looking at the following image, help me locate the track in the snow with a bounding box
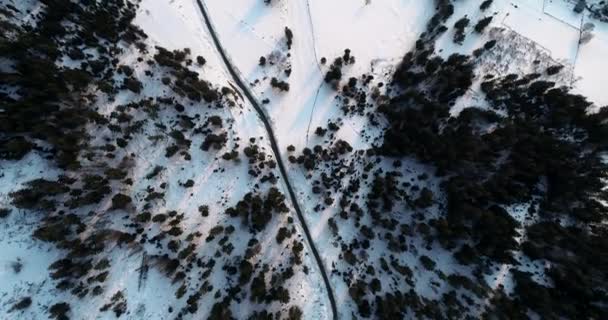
[195,1,338,319]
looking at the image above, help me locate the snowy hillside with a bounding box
[0,0,607,319]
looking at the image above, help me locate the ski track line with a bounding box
[195,1,339,319]
[303,0,324,145]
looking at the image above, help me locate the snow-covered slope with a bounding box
[1,0,607,319]
[1,0,329,318]
[196,0,608,318]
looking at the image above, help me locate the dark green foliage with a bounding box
[546,64,564,75]
[392,53,474,104]
[178,244,196,260]
[287,306,303,320]
[380,42,608,317]
[367,172,403,211]
[165,145,179,158]
[146,165,164,179]
[250,273,266,302]
[315,127,327,136]
[225,187,289,231]
[238,260,253,284]
[65,175,111,209]
[198,205,209,217]
[291,240,304,264]
[49,302,70,320]
[208,299,233,320]
[270,77,290,91]
[9,297,32,312]
[169,130,190,147]
[33,222,70,242]
[99,291,127,317]
[111,193,132,210]
[208,115,223,127]
[474,16,493,33]
[182,179,194,188]
[276,226,291,243]
[480,0,493,11]
[516,222,608,318]
[453,17,470,44]
[221,150,239,161]
[135,212,151,223]
[0,0,146,168]
[201,132,227,151]
[154,47,219,102]
[10,179,69,211]
[196,55,206,66]
[123,77,143,93]
[324,58,343,84]
[484,39,497,50]
[0,137,34,160]
[419,255,436,270]
[414,188,434,208]
[284,26,293,49]
[349,280,371,317]
[104,167,127,180]
[0,208,10,218]
[154,47,189,69]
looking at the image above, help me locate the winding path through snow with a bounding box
[195,1,338,319]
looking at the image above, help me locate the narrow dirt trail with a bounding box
[195,1,338,319]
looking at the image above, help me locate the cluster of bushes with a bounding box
[201,131,228,151]
[284,27,293,50]
[586,2,608,21]
[164,128,193,159]
[241,140,279,182]
[453,16,470,44]
[424,0,455,37]
[49,302,70,320]
[324,49,355,87]
[270,77,290,91]
[9,297,32,312]
[247,266,293,305]
[0,208,10,218]
[99,291,127,317]
[474,16,493,33]
[10,178,70,211]
[367,171,404,212]
[391,52,474,106]
[225,187,289,231]
[154,47,219,102]
[480,0,493,11]
[66,175,112,209]
[0,137,34,160]
[288,137,351,172]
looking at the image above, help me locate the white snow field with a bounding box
[1,0,608,319]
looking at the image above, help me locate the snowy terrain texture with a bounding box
[0,0,607,319]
